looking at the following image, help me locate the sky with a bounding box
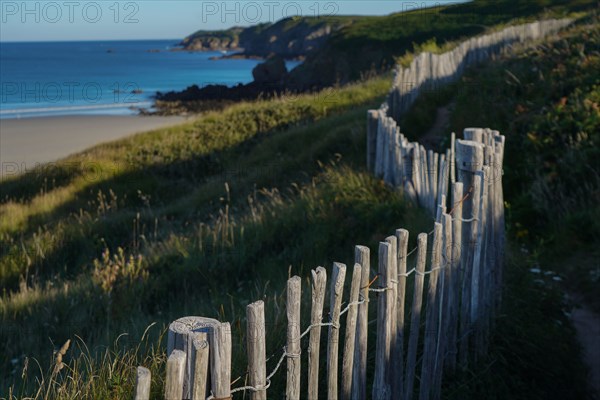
[0,1,468,42]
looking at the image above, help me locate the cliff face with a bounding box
[179,27,245,51]
[180,17,355,58]
[179,1,598,91]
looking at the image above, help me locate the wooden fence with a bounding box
[133,19,571,400]
[378,18,572,125]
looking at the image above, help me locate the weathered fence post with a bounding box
[327,263,347,400]
[373,240,395,400]
[287,276,302,400]
[165,350,186,400]
[455,138,484,366]
[446,182,463,371]
[412,146,421,203]
[422,147,430,210]
[432,151,439,213]
[473,167,489,360]
[167,316,220,399]
[309,267,327,400]
[460,171,482,366]
[493,134,506,310]
[342,264,362,400]
[450,133,456,184]
[247,301,267,400]
[385,235,398,398]
[404,233,428,400]
[419,222,443,400]
[392,229,409,398]
[192,335,209,400]
[211,322,232,400]
[352,246,371,400]
[437,155,448,219]
[481,134,496,356]
[134,366,151,400]
[367,110,380,172]
[433,212,455,399]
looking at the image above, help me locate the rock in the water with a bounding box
[252,56,288,84]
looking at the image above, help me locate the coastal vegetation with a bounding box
[163,0,597,114]
[1,2,599,399]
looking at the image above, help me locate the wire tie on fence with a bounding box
[340,299,366,316]
[299,321,335,340]
[357,292,370,304]
[406,247,418,257]
[284,346,301,359]
[369,285,394,293]
[230,379,272,395]
[266,352,287,382]
[453,216,479,222]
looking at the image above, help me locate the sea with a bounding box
[0,40,301,119]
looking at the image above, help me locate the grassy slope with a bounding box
[182,0,597,88]
[449,14,600,310]
[288,0,598,86]
[3,7,598,400]
[1,76,434,397]
[400,13,599,399]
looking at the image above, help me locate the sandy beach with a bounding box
[1,115,187,175]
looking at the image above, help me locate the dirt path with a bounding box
[570,294,600,399]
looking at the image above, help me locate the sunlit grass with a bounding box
[0,73,435,397]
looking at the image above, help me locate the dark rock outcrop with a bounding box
[154,56,292,114]
[252,56,288,84]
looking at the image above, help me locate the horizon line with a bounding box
[0,38,182,44]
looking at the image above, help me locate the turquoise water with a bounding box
[0,40,300,118]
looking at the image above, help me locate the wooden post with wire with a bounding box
[352,246,371,400]
[286,276,302,400]
[247,301,267,400]
[419,222,443,400]
[373,240,394,400]
[404,233,428,400]
[308,267,327,400]
[327,263,347,400]
[342,263,362,400]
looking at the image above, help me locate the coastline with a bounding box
[0,115,187,177]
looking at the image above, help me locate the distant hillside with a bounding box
[3,7,598,398]
[180,0,597,89]
[180,26,245,51]
[180,16,359,58]
[287,0,597,88]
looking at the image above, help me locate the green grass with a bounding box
[288,0,598,87]
[398,13,600,305]
[183,0,598,89]
[448,13,600,310]
[0,75,435,398]
[442,244,589,400]
[356,12,598,399]
[3,8,599,400]
[395,14,599,397]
